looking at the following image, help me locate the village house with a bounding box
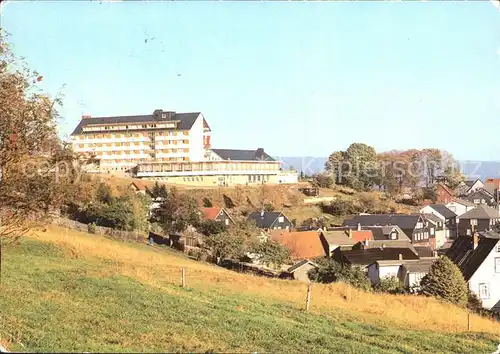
[456,179,484,197]
[334,247,420,270]
[248,211,293,231]
[269,230,326,260]
[435,182,454,204]
[200,207,234,226]
[421,213,446,248]
[318,229,363,256]
[445,198,476,217]
[447,233,500,312]
[398,259,436,289]
[129,181,148,195]
[465,188,495,207]
[284,260,319,282]
[343,214,436,249]
[419,204,457,240]
[458,205,500,236]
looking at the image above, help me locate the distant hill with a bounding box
[279,156,500,181]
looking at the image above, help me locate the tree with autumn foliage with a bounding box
[0,32,73,282]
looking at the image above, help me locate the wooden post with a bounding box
[305,283,312,311]
[181,268,185,288]
[467,312,471,331]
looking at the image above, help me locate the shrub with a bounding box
[308,258,371,292]
[313,173,334,188]
[420,256,468,306]
[250,240,291,268]
[197,220,227,236]
[263,203,274,212]
[87,222,97,234]
[374,276,406,294]
[202,197,213,208]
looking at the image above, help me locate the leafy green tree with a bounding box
[95,182,113,204]
[251,240,291,268]
[444,165,465,190]
[153,188,200,234]
[420,256,468,306]
[308,258,372,291]
[313,173,334,188]
[204,231,245,262]
[147,181,168,200]
[197,219,227,236]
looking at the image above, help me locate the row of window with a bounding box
[76,140,189,148]
[183,177,204,182]
[93,148,189,156]
[248,175,270,183]
[100,157,190,164]
[78,130,188,139]
[414,232,429,241]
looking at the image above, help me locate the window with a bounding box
[481,199,486,204]
[495,258,500,273]
[471,219,478,226]
[474,199,480,204]
[416,222,423,229]
[496,244,500,253]
[430,227,435,236]
[479,283,490,299]
[278,216,284,223]
[390,232,397,240]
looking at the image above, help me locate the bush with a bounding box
[197,219,227,236]
[420,256,468,306]
[308,258,371,292]
[374,276,406,294]
[87,222,97,234]
[313,173,334,188]
[321,199,358,216]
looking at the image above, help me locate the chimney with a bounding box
[82,115,91,119]
[398,253,403,261]
[357,223,361,231]
[348,229,352,239]
[260,210,264,217]
[365,239,369,247]
[473,232,479,250]
[433,251,438,258]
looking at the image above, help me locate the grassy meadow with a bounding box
[0,225,499,353]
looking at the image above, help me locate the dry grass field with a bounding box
[0,225,499,353]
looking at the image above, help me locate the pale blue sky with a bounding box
[2,1,500,160]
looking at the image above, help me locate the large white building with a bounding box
[71,110,211,172]
[70,109,297,186]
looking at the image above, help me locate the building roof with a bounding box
[468,188,494,199]
[211,148,275,162]
[423,213,442,224]
[413,246,435,258]
[320,230,359,247]
[343,214,423,231]
[270,231,326,260]
[465,180,480,188]
[248,211,286,228]
[322,227,373,242]
[364,239,414,249]
[71,111,201,135]
[287,259,318,273]
[360,225,410,241]
[401,259,436,274]
[340,247,419,266]
[427,204,457,219]
[448,198,476,207]
[436,182,454,196]
[201,207,223,220]
[446,235,500,280]
[459,205,500,220]
[482,183,498,195]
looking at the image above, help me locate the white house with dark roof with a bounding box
[420,204,458,240]
[447,233,500,311]
[445,198,476,217]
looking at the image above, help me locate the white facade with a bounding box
[188,114,206,162]
[446,200,475,217]
[367,262,402,285]
[468,241,500,310]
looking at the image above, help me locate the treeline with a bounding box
[319,143,464,193]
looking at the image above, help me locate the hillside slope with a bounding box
[1,226,499,353]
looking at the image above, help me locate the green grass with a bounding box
[1,237,499,353]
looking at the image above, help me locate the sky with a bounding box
[2,1,500,160]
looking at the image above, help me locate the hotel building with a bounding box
[71,109,297,186]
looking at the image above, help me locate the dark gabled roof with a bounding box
[343,214,422,231]
[211,148,275,162]
[248,211,285,228]
[423,213,442,224]
[413,246,435,258]
[465,180,479,188]
[446,235,499,280]
[364,240,413,249]
[466,188,494,200]
[428,204,457,219]
[360,225,410,241]
[287,259,318,273]
[459,205,500,220]
[448,198,476,207]
[341,247,419,266]
[401,259,436,273]
[71,111,201,135]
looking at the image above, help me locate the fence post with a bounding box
[181,268,185,288]
[305,283,312,311]
[467,312,471,331]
